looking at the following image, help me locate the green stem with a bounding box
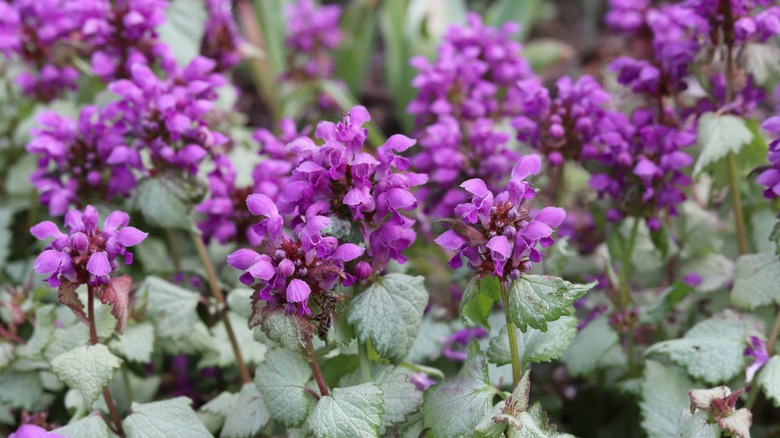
[618,217,641,307]
[555,162,566,207]
[191,231,252,384]
[501,281,522,388]
[358,341,373,383]
[166,229,182,271]
[727,152,749,255]
[88,286,126,437]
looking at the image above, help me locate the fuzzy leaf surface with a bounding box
[694,113,754,175]
[507,275,596,331]
[488,316,577,367]
[306,383,384,438]
[561,317,619,377]
[758,355,780,407]
[640,361,694,438]
[51,344,122,406]
[123,397,211,438]
[254,347,314,427]
[222,383,270,438]
[55,414,111,438]
[732,253,780,309]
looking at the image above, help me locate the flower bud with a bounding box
[354,261,372,281]
[278,259,295,277]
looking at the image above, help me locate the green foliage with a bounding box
[51,344,122,407]
[347,273,428,363]
[732,253,780,309]
[139,276,201,339]
[644,318,748,384]
[561,317,620,377]
[306,383,384,438]
[694,112,754,176]
[506,275,596,331]
[123,397,212,438]
[157,0,207,67]
[422,343,498,437]
[55,414,111,438]
[488,316,577,367]
[460,275,501,328]
[220,383,271,438]
[640,361,695,437]
[109,322,155,364]
[757,355,780,407]
[131,176,203,231]
[254,347,315,428]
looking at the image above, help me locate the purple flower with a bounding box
[27,106,142,216]
[409,13,533,218]
[31,206,147,287]
[437,154,565,277]
[202,0,242,71]
[757,116,780,199]
[744,336,769,383]
[605,0,650,33]
[278,107,426,276]
[442,327,488,361]
[9,424,65,438]
[410,372,436,391]
[227,194,363,320]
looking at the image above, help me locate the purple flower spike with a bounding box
[745,336,769,383]
[437,154,564,279]
[9,424,65,438]
[31,206,146,287]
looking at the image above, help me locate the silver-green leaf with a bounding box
[732,253,780,309]
[347,273,428,363]
[693,112,754,176]
[306,383,384,438]
[562,317,620,377]
[488,316,577,367]
[123,397,212,438]
[51,344,122,407]
[254,347,315,427]
[507,275,596,332]
[640,361,695,438]
[757,355,780,407]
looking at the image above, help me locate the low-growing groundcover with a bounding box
[2,0,780,436]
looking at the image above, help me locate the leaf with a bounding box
[523,39,574,72]
[379,0,416,132]
[221,383,271,438]
[140,276,200,338]
[347,273,429,363]
[488,316,577,367]
[561,317,620,377]
[100,275,132,333]
[513,403,575,438]
[17,304,56,358]
[757,355,780,407]
[306,383,384,438]
[673,201,724,257]
[740,43,780,85]
[51,344,122,406]
[254,347,315,427]
[131,176,200,231]
[0,207,15,268]
[640,361,695,437]
[109,322,155,363]
[340,364,422,432]
[644,318,748,385]
[693,113,754,176]
[676,410,720,438]
[259,306,315,359]
[680,253,733,293]
[460,275,501,328]
[422,342,498,437]
[55,414,111,438]
[123,397,212,438]
[0,371,44,410]
[485,0,542,41]
[334,0,378,95]
[200,312,267,368]
[732,253,780,309]
[157,0,207,67]
[640,282,694,324]
[507,275,597,331]
[405,315,451,363]
[156,321,218,356]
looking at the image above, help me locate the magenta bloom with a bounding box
[443,327,489,361]
[31,206,147,287]
[202,0,242,71]
[745,336,769,383]
[757,117,780,199]
[27,106,142,216]
[409,13,533,218]
[227,194,363,317]
[9,424,65,438]
[278,107,426,276]
[436,154,565,278]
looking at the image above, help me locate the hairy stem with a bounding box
[358,341,373,383]
[166,229,182,271]
[501,281,522,388]
[190,231,252,384]
[308,340,329,397]
[618,217,641,307]
[88,285,125,437]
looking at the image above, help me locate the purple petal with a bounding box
[512,154,542,180]
[534,207,566,228]
[116,227,148,246]
[523,221,553,240]
[348,106,370,125]
[30,221,63,240]
[634,157,659,178]
[248,259,275,281]
[381,134,416,153]
[487,235,511,257]
[460,178,490,197]
[435,230,467,250]
[286,279,311,303]
[762,116,780,134]
[246,194,278,217]
[103,211,129,231]
[87,251,112,276]
[33,249,65,274]
[227,249,262,270]
[332,243,364,262]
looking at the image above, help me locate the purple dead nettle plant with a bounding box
[30,205,147,435]
[409,13,533,219]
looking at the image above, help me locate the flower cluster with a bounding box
[197,154,292,245]
[512,76,614,165]
[108,58,228,173]
[588,108,695,226]
[283,0,341,88]
[202,0,242,72]
[0,0,173,100]
[435,154,566,279]
[227,194,363,316]
[605,0,650,33]
[27,106,142,216]
[756,116,780,198]
[409,13,533,218]
[253,118,307,160]
[31,205,147,287]
[278,106,427,276]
